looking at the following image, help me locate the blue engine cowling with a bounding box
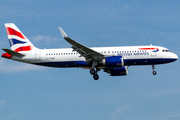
[109,66,128,76]
[101,56,124,67]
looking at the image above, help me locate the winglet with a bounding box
[59,27,68,38]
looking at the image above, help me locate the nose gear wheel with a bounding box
[152,65,157,75]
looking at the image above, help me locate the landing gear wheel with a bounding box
[153,71,157,75]
[93,74,99,80]
[90,69,96,75]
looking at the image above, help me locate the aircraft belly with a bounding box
[124,58,176,66]
[34,55,86,68]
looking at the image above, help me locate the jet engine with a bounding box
[101,56,124,67]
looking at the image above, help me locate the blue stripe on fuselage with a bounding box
[124,58,177,66]
[33,58,177,68]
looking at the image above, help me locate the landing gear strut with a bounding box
[90,68,101,80]
[152,65,157,75]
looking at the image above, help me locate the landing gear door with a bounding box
[35,50,41,61]
[151,50,157,57]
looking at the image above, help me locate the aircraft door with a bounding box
[35,50,41,61]
[151,50,157,57]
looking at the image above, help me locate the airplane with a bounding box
[1,23,178,80]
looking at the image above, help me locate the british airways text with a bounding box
[117,52,149,56]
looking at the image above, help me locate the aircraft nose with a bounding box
[172,53,178,61]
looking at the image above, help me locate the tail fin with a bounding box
[4,23,37,52]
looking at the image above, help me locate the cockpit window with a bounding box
[162,49,170,52]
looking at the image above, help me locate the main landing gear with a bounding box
[90,68,100,80]
[152,65,157,75]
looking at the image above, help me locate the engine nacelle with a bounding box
[109,66,128,76]
[101,56,124,67]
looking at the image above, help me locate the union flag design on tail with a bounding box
[4,23,35,52]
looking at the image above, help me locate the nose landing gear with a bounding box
[90,68,100,80]
[152,65,157,75]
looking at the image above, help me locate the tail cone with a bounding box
[2,53,12,59]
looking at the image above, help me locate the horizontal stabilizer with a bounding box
[2,49,25,57]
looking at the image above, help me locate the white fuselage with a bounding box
[11,45,178,68]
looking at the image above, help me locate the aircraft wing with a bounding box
[59,27,104,64]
